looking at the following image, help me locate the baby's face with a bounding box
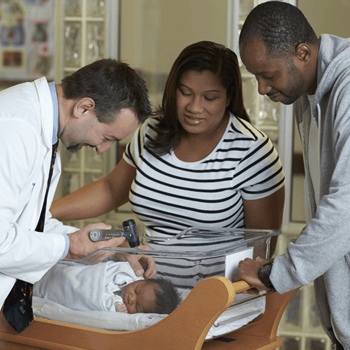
[121,280,157,314]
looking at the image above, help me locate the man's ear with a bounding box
[295,43,312,64]
[73,97,96,120]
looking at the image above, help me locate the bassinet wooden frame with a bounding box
[0,277,297,350]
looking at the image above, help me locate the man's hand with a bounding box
[232,256,270,295]
[66,223,125,260]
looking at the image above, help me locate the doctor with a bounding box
[0,58,153,308]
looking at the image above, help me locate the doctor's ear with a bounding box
[74,97,96,119]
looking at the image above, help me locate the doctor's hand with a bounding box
[121,244,157,279]
[232,257,270,295]
[65,223,125,260]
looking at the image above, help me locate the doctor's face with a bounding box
[61,108,138,154]
[240,39,306,105]
[121,280,157,314]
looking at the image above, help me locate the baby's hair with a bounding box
[145,277,182,314]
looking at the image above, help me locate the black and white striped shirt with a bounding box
[124,114,285,240]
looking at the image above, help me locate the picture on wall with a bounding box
[0,22,25,46]
[0,49,26,70]
[31,49,51,77]
[30,19,49,45]
[0,0,55,83]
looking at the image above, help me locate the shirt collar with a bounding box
[48,82,59,145]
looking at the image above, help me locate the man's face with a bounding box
[240,39,307,105]
[60,108,138,154]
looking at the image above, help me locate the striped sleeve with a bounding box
[123,118,149,168]
[231,119,285,200]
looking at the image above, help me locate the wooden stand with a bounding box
[0,277,297,350]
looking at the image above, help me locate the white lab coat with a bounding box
[0,77,76,306]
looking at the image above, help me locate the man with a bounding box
[0,58,154,309]
[233,2,350,349]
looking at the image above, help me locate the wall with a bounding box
[299,0,350,38]
[119,0,227,111]
[120,0,227,70]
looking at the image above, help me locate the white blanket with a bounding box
[33,296,166,331]
[33,260,265,339]
[33,261,143,312]
[33,292,265,340]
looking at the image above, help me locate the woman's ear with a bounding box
[226,91,234,108]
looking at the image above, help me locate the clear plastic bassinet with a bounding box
[33,227,281,339]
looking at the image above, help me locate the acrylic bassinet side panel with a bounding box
[0,276,236,350]
[233,288,299,340]
[202,287,299,350]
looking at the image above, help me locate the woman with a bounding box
[52,41,285,278]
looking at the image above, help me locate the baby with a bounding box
[33,260,181,315]
[114,277,180,314]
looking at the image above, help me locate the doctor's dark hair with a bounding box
[61,58,152,124]
[148,41,250,156]
[146,277,181,314]
[239,1,318,58]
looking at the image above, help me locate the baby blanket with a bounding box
[33,261,143,312]
[33,259,265,340]
[33,292,265,340]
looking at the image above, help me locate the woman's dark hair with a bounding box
[148,41,250,156]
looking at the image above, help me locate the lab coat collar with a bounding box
[48,82,59,145]
[33,77,54,151]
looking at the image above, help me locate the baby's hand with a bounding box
[115,303,128,313]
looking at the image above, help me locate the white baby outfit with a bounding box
[33,261,143,312]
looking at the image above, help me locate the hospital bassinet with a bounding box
[0,227,298,350]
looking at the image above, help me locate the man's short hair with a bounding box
[239,1,318,57]
[62,58,152,124]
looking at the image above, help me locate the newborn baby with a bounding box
[34,260,181,314]
[114,277,180,314]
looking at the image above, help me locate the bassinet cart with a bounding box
[0,278,297,350]
[0,227,298,350]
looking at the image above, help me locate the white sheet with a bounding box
[33,256,265,339]
[33,261,143,312]
[33,296,166,331]
[33,292,265,340]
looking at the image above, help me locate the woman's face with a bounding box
[176,70,230,137]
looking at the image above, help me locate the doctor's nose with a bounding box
[95,140,114,154]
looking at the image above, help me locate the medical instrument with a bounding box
[89,219,140,247]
